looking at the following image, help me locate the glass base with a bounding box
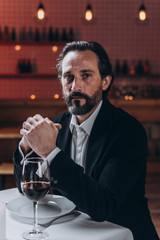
[22,230,48,240]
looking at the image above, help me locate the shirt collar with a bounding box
[70,101,102,136]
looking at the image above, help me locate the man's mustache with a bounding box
[68,92,90,101]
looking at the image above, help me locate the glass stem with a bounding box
[33,200,38,232]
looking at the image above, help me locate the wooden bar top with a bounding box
[0,163,14,175]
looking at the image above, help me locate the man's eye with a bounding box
[82,73,90,79]
[65,75,74,82]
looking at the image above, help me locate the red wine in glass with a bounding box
[21,157,51,240]
[23,181,50,201]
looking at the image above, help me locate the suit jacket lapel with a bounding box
[56,114,72,156]
[85,100,114,175]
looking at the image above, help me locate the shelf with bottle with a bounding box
[0,58,58,78]
[112,60,160,100]
[114,59,151,76]
[114,73,160,84]
[113,58,160,81]
[0,40,67,46]
[112,83,160,100]
[0,26,77,45]
[114,74,160,84]
[113,59,159,84]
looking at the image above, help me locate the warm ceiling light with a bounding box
[139,4,147,21]
[37,3,45,20]
[15,45,21,51]
[85,4,93,21]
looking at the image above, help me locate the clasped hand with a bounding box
[20,114,62,158]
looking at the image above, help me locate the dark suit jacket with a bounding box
[13,99,159,240]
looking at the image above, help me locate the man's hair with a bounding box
[57,41,114,98]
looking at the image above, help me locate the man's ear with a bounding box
[102,75,112,91]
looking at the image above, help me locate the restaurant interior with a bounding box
[0,0,159,237]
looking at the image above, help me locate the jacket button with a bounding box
[53,179,58,184]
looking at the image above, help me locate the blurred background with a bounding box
[0,0,159,99]
[0,0,159,236]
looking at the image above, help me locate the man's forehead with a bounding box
[62,50,98,69]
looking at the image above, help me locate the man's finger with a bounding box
[22,121,33,130]
[55,123,62,130]
[20,128,28,136]
[45,118,62,130]
[45,117,51,124]
[33,114,44,122]
[26,117,36,125]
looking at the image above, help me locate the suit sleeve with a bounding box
[12,115,61,193]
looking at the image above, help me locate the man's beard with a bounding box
[63,87,102,115]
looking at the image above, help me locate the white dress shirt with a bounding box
[69,101,102,168]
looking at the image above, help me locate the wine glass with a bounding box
[21,157,51,240]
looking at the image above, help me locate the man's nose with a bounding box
[71,77,82,91]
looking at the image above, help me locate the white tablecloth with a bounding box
[0,188,133,240]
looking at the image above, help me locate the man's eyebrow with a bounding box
[63,69,94,75]
[63,71,72,76]
[80,69,95,73]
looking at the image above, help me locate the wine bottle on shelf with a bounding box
[122,60,129,74]
[144,60,150,74]
[68,27,74,41]
[22,26,26,41]
[11,27,16,41]
[32,59,38,73]
[21,59,27,73]
[18,59,24,73]
[17,59,22,73]
[135,60,144,74]
[74,28,81,41]
[4,26,10,41]
[26,59,32,73]
[48,27,54,41]
[19,28,23,41]
[61,28,68,42]
[129,60,135,75]
[41,27,47,41]
[27,27,34,41]
[35,28,40,41]
[54,28,60,42]
[18,27,26,41]
[114,59,121,75]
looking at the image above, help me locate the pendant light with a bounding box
[37,2,45,20]
[138,2,147,21]
[85,4,93,21]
